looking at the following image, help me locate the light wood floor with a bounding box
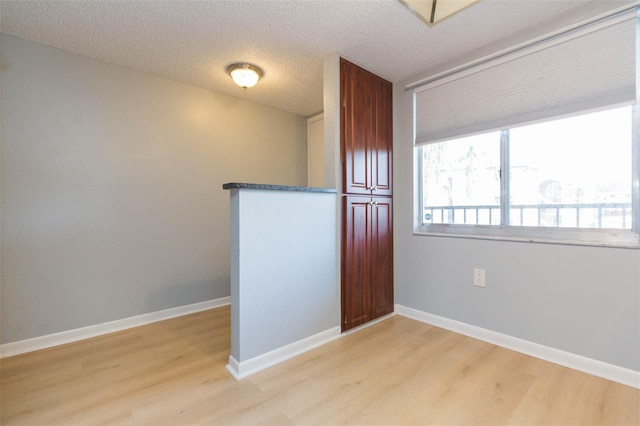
[1,306,638,425]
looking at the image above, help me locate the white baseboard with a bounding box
[226,356,242,380]
[395,304,640,389]
[0,296,231,359]
[226,326,341,380]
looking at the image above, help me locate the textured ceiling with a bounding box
[0,0,633,117]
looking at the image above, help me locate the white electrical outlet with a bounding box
[473,268,486,287]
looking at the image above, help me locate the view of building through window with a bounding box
[422,132,500,225]
[422,106,634,230]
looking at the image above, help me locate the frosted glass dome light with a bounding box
[227,63,263,89]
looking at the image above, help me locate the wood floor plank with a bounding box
[1,307,637,425]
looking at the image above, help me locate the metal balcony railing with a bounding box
[424,202,633,229]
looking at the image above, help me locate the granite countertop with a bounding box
[222,182,337,193]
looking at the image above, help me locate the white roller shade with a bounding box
[414,8,637,146]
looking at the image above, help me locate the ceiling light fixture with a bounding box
[399,0,479,26]
[226,63,263,89]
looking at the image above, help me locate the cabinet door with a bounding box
[342,196,372,331]
[341,58,392,196]
[371,78,393,196]
[341,59,372,195]
[370,197,394,319]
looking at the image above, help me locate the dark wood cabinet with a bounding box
[340,58,393,332]
[342,196,393,331]
[341,58,392,197]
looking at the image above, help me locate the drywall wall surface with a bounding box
[393,74,640,372]
[323,52,341,191]
[1,34,307,343]
[228,188,338,361]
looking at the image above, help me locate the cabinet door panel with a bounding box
[342,196,371,331]
[341,59,371,195]
[371,79,393,196]
[370,197,394,319]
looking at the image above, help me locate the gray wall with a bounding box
[1,35,308,344]
[230,188,338,363]
[393,75,640,372]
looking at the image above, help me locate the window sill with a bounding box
[413,227,640,249]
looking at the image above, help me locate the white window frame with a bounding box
[415,105,640,249]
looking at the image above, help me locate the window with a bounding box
[412,6,638,247]
[419,105,639,247]
[422,132,501,226]
[509,107,633,230]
